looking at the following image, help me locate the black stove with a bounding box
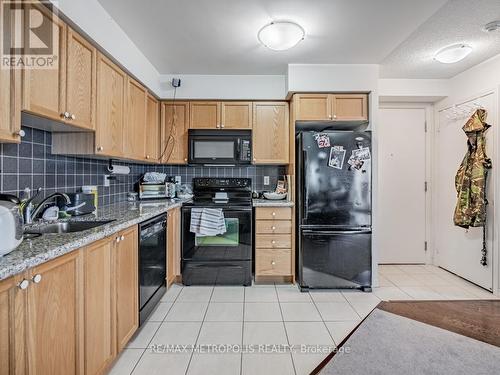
[181,178,253,286]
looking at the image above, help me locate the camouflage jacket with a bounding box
[454,109,492,228]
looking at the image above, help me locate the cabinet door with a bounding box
[161,102,189,164]
[125,78,147,161]
[0,0,21,143]
[189,101,220,129]
[293,94,331,121]
[145,94,160,162]
[332,94,368,121]
[96,53,126,157]
[84,240,115,375]
[27,251,84,375]
[167,207,181,285]
[66,28,96,130]
[0,275,27,375]
[115,227,138,352]
[252,102,289,164]
[21,2,66,122]
[221,102,252,129]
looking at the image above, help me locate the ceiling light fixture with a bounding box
[483,20,500,32]
[258,21,305,51]
[434,44,472,64]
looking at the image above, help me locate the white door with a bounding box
[435,94,495,290]
[378,108,427,264]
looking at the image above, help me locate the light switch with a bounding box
[263,176,270,185]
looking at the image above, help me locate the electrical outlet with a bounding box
[175,175,182,184]
[263,176,270,186]
[104,175,110,187]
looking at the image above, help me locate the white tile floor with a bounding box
[110,265,498,375]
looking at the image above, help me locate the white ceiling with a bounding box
[96,0,500,78]
[97,0,446,75]
[380,0,500,78]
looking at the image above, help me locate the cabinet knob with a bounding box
[328,115,332,119]
[184,158,188,162]
[216,124,220,129]
[97,146,104,151]
[271,240,276,244]
[116,237,120,243]
[272,212,276,216]
[333,114,337,119]
[32,274,42,283]
[18,279,29,290]
[71,114,76,120]
[121,235,125,241]
[271,226,276,230]
[146,155,150,159]
[61,111,70,119]
[15,129,26,137]
[220,124,225,128]
[271,261,276,266]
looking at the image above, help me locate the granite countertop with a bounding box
[252,199,294,207]
[0,199,187,282]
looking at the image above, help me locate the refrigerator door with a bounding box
[299,229,372,290]
[298,131,371,228]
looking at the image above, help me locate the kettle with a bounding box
[0,194,24,256]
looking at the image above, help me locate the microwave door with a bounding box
[189,138,237,164]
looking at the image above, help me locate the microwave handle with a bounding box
[237,138,241,158]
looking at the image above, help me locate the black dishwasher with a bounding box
[139,214,167,324]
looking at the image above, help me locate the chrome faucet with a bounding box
[23,191,71,224]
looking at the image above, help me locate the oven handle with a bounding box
[188,263,244,269]
[302,229,372,235]
[183,207,252,212]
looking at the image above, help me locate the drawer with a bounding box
[255,220,292,234]
[255,234,292,249]
[255,207,292,220]
[256,249,292,276]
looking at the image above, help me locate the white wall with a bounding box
[379,79,449,103]
[159,75,287,100]
[433,54,500,294]
[50,0,162,95]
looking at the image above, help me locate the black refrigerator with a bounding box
[296,127,372,291]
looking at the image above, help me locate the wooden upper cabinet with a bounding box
[189,101,220,129]
[221,102,252,129]
[294,93,368,122]
[161,101,189,164]
[0,0,21,143]
[294,94,331,121]
[26,251,83,375]
[84,239,115,375]
[145,94,160,162]
[125,78,147,161]
[21,2,67,122]
[114,226,138,352]
[252,102,289,165]
[66,28,97,130]
[0,274,27,375]
[332,94,368,121]
[96,53,126,157]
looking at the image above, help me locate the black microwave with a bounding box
[188,129,252,165]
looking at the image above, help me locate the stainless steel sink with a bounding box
[25,220,115,234]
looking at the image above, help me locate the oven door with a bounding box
[182,206,253,261]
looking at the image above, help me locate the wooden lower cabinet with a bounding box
[167,207,181,286]
[26,251,84,375]
[84,239,115,375]
[114,226,139,352]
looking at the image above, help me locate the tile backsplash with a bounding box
[0,127,286,206]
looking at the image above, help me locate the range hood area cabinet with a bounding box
[21,2,97,131]
[189,101,253,129]
[293,93,368,122]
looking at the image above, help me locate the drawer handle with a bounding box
[271,226,276,230]
[272,212,276,216]
[18,279,29,290]
[271,240,276,244]
[32,274,42,283]
[271,261,276,266]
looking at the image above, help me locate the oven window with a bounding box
[195,218,239,246]
[194,141,234,159]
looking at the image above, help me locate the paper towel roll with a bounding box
[108,164,130,175]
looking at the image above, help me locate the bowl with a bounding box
[263,192,287,200]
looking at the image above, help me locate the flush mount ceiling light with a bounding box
[258,21,305,51]
[483,20,500,32]
[434,44,472,64]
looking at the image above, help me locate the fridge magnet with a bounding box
[328,146,346,169]
[314,133,331,148]
[353,147,371,161]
